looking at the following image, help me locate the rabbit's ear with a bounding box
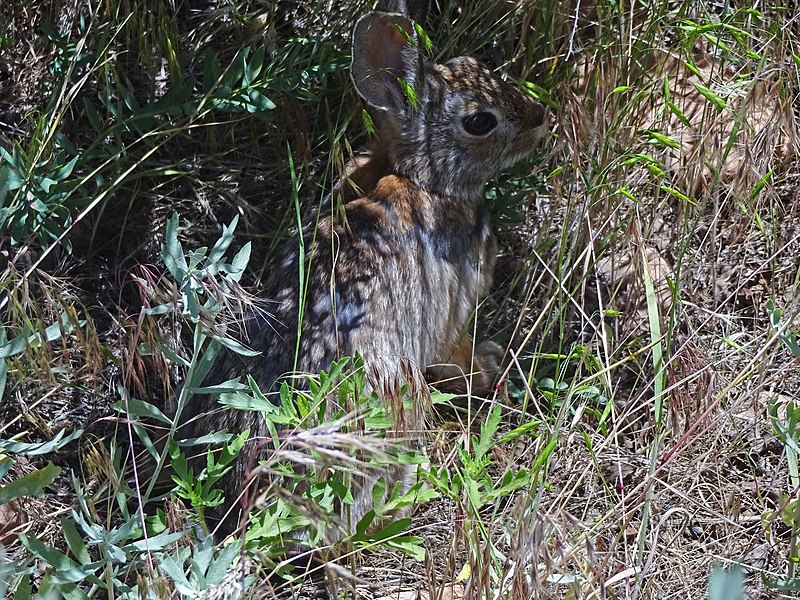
[351,12,421,114]
[375,0,430,23]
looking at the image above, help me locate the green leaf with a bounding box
[243,46,265,85]
[19,533,79,572]
[498,418,542,444]
[13,573,32,600]
[487,469,535,500]
[474,403,502,462]
[360,516,412,543]
[203,50,222,88]
[767,299,800,357]
[384,535,425,560]
[155,550,193,594]
[247,89,276,112]
[48,561,107,585]
[125,528,185,552]
[371,476,387,508]
[192,378,249,397]
[206,540,241,585]
[0,430,82,455]
[52,155,79,181]
[0,348,6,407]
[221,48,247,89]
[211,333,261,357]
[114,397,171,424]
[61,517,90,564]
[207,214,238,265]
[0,463,60,503]
[0,312,83,359]
[162,213,188,281]
[227,242,251,281]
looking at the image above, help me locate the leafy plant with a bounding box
[220,355,435,560]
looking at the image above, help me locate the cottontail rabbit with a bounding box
[181,10,547,540]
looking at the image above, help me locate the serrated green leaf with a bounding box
[474,403,501,462]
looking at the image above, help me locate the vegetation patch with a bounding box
[1,0,799,598]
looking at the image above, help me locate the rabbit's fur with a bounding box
[181,11,547,540]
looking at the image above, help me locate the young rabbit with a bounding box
[181,11,547,540]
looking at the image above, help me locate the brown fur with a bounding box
[180,10,548,541]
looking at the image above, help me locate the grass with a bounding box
[1,0,800,598]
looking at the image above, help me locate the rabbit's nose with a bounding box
[525,99,547,129]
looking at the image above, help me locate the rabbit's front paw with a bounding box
[427,337,503,397]
[474,340,503,374]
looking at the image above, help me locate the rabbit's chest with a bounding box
[311,197,497,366]
[422,235,493,302]
[402,217,497,360]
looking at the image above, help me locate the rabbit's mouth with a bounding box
[507,117,549,164]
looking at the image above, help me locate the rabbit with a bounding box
[179,10,548,544]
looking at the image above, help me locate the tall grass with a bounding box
[1,0,799,598]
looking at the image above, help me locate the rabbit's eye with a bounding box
[461,111,498,136]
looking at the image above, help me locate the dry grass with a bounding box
[1,0,799,598]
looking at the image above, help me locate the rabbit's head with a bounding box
[352,12,547,202]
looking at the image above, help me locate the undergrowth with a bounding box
[1,0,799,598]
